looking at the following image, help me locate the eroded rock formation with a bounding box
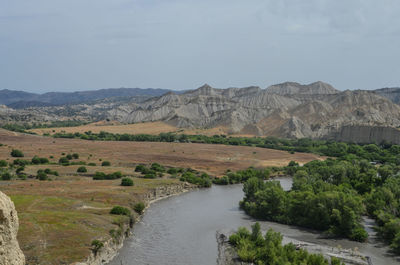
[0,191,25,265]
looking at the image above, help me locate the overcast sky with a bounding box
[1,0,400,92]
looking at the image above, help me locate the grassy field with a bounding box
[1,176,179,264]
[0,128,322,264]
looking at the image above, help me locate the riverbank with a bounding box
[75,182,194,265]
[1,176,191,264]
[108,183,400,265]
[216,231,370,265]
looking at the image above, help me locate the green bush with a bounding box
[42,169,58,176]
[37,172,48,181]
[151,163,165,172]
[0,160,7,167]
[11,149,24,157]
[16,166,24,174]
[143,173,157,179]
[110,206,131,216]
[91,239,103,255]
[88,162,96,166]
[66,154,73,160]
[58,157,69,165]
[40,157,49,164]
[93,172,106,180]
[72,153,79,159]
[121,177,134,186]
[135,164,146,172]
[31,156,49,165]
[93,171,123,180]
[133,202,145,214]
[77,166,87,173]
[101,161,111,166]
[2,172,11,181]
[13,159,30,166]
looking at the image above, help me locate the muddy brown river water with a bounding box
[108,178,399,265]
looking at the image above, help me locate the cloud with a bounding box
[0,0,399,92]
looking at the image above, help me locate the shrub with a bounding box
[58,157,69,165]
[121,177,134,186]
[0,160,7,167]
[108,171,122,179]
[135,164,146,172]
[37,172,48,181]
[88,163,96,166]
[350,227,369,242]
[91,240,103,255]
[142,173,155,179]
[18,174,27,180]
[93,171,123,180]
[31,156,41,164]
[32,156,49,164]
[11,149,24,157]
[72,153,79,159]
[2,172,11,181]
[13,159,30,166]
[16,166,24,174]
[93,172,106,180]
[39,157,49,164]
[101,161,111,166]
[77,166,87,173]
[167,168,178,174]
[151,163,165,172]
[110,206,131,216]
[66,154,73,160]
[133,202,145,214]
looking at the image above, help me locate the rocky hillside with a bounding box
[3,81,400,142]
[93,82,400,140]
[373,87,400,105]
[0,191,25,265]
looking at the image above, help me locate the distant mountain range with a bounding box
[2,82,400,143]
[0,87,173,108]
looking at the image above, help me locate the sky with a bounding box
[1,0,400,93]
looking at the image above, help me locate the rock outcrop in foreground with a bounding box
[0,191,25,265]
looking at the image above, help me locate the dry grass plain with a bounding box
[1,129,321,175]
[0,128,323,264]
[30,121,253,137]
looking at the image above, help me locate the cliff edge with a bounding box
[0,191,25,265]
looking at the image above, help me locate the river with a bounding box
[108,177,399,265]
